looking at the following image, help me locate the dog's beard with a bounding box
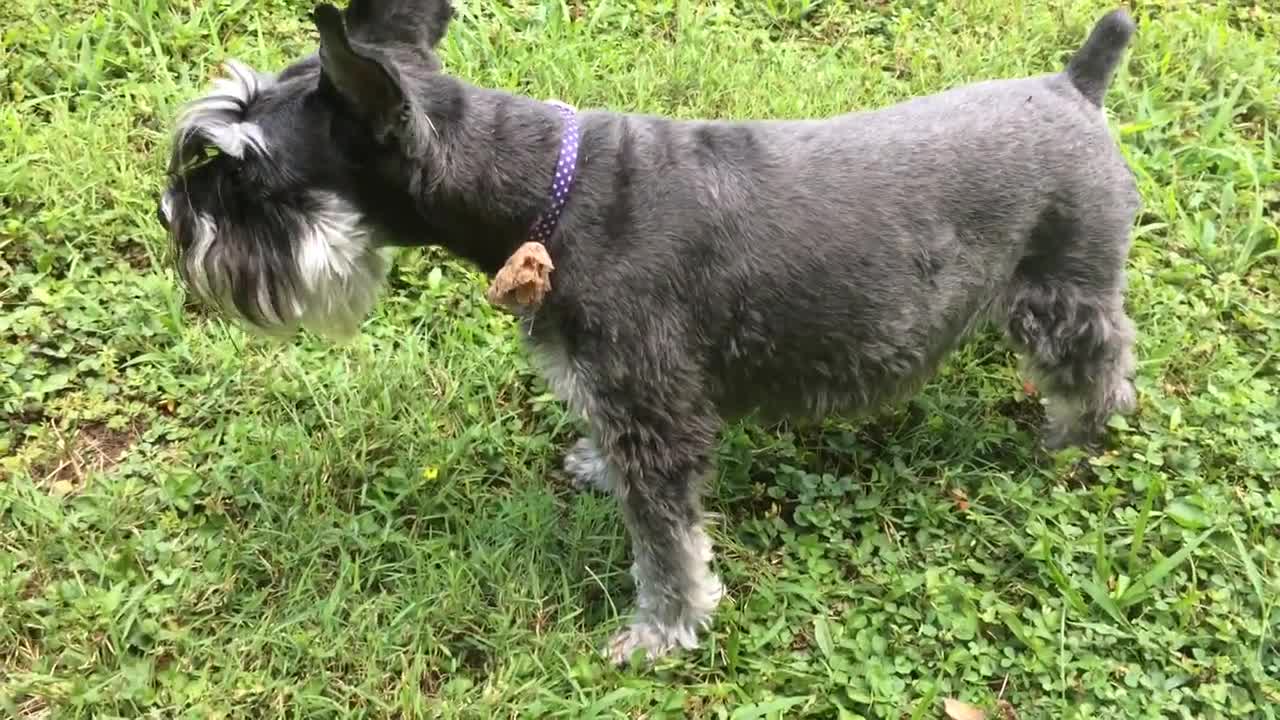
[176,191,390,340]
[292,193,392,339]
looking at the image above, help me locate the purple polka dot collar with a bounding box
[527,100,580,245]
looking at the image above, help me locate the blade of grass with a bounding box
[1118,528,1215,609]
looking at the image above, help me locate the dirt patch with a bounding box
[119,241,155,272]
[33,421,138,494]
[3,629,50,719]
[993,393,1044,433]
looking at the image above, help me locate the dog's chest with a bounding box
[521,324,598,422]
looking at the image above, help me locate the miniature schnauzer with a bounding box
[157,1,1141,664]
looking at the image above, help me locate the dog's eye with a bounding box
[176,145,219,176]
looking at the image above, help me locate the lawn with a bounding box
[2,0,1279,717]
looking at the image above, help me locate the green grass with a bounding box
[2,0,1279,717]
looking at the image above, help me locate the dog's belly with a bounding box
[709,334,954,423]
[703,250,999,422]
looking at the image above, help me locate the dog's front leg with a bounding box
[595,408,724,665]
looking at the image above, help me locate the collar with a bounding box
[526,100,580,245]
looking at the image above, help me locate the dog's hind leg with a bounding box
[1003,217,1138,450]
[588,393,724,664]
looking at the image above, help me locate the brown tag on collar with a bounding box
[486,242,555,314]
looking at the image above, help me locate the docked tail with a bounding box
[1066,9,1136,107]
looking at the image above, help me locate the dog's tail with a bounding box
[1066,8,1136,107]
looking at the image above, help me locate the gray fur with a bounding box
[159,2,1142,664]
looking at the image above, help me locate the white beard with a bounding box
[293,192,393,340]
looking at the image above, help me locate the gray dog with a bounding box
[158,1,1141,664]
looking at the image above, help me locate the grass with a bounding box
[2,0,1278,717]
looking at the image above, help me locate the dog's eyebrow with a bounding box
[169,60,278,170]
[190,93,249,114]
[222,59,262,100]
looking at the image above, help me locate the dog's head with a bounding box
[157,0,454,338]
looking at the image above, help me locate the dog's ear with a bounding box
[345,0,454,50]
[314,3,405,132]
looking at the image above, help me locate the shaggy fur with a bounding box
[158,1,1142,664]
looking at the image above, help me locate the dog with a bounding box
[157,1,1141,664]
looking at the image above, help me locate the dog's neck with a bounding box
[379,74,578,276]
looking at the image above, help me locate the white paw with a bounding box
[563,438,612,494]
[605,622,683,666]
[604,578,724,667]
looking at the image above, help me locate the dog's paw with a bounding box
[563,437,612,494]
[605,622,683,666]
[1041,417,1104,454]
